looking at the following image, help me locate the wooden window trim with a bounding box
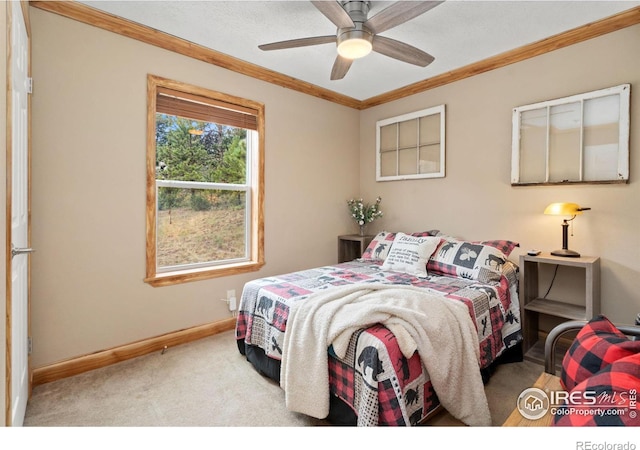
[145,74,265,287]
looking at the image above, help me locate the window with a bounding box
[511,84,630,185]
[145,75,264,286]
[376,105,445,181]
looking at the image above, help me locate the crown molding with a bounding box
[360,5,640,109]
[30,1,640,110]
[29,0,362,109]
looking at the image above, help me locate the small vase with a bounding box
[359,224,366,236]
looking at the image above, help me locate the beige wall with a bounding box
[359,25,640,324]
[26,7,640,370]
[29,8,360,368]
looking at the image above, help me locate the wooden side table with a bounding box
[520,253,600,365]
[338,235,374,263]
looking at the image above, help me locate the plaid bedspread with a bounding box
[235,259,522,426]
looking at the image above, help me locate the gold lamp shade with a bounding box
[544,202,590,257]
[544,203,583,216]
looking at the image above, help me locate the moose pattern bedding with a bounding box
[235,258,521,426]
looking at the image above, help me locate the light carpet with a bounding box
[23,330,543,427]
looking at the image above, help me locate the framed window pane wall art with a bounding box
[511,84,630,185]
[376,105,445,181]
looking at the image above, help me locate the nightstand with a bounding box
[520,253,600,366]
[338,235,374,263]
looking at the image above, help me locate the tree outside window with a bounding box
[145,75,264,286]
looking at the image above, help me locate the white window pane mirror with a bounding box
[512,84,630,185]
[377,105,445,181]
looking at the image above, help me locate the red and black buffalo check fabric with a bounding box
[328,324,439,426]
[235,259,522,425]
[561,315,640,391]
[553,352,640,426]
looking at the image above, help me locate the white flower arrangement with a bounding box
[347,197,383,225]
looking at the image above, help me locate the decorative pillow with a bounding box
[560,315,640,391]
[381,233,440,278]
[553,352,640,426]
[361,231,396,261]
[427,237,509,282]
[474,239,520,258]
[411,230,440,238]
[361,230,440,261]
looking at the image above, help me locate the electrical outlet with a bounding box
[227,289,236,300]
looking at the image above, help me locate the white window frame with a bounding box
[155,177,252,272]
[511,84,630,185]
[376,105,445,181]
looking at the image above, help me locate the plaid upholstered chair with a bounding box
[503,315,639,427]
[544,315,640,426]
[544,315,640,374]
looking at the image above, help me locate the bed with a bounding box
[235,231,523,426]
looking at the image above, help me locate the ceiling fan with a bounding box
[258,1,444,80]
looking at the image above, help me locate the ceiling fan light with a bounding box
[337,38,372,59]
[337,29,373,59]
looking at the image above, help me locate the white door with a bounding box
[8,1,31,427]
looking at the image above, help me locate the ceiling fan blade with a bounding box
[365,1,445,34]
[259,35,336,51]
[311,1,354,29]
[372,35,434,67]
[330,55,353,80]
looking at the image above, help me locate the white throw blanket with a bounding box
[280,283,491,426]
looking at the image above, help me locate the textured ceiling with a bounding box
[80,1,640,101]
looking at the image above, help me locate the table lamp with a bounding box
[544,202,591,257]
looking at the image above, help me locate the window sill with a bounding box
[145,260,264,287]
[512,179,628,187]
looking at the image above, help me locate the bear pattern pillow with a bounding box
[560,315,640,391]
[427,237,509,283]
[381,233,440,278]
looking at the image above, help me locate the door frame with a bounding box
[5,0,31,427]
